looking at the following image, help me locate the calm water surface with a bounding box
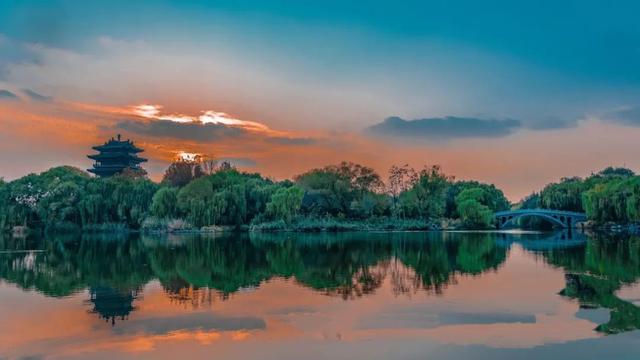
[1,231,640,359]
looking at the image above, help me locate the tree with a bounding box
[295,162,385,217]
[265,186,304,223]
[176,168,275,227]
[150,187,180,219]
[119,167,148,179]
[388,164,418,200]
[455,188,494,228]
[539,177,586,211]
[583,177,640,224]
[445,180,509,218]
[162,160,205,187]
[396,165,451,219]
[598,167,635,178]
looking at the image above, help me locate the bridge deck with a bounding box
[494,208,587,229]
[495,209,587,218]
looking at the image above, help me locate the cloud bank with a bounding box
[602,106,640,126]
[23,89,52,102]
[115,119,245,142]
[0,89,18,100]
[366,116,521,140]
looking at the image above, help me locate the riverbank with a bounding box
[7,217,640,236]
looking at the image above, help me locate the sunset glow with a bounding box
[177,151,201,162]
[2,3,640,360]
[133,104,276,134]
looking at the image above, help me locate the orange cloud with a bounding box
[132,104,283,136]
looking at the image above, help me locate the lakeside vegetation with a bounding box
[0,160,639,233]
[517,166,640,228]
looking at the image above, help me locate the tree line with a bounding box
[0,160,510,232]
[518,166,640,225]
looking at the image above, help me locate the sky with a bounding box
[1,0,640,200]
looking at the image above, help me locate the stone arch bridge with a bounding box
[494,209,587,229]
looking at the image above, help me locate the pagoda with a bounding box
[87,134,147,177]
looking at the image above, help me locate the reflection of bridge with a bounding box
[495,230,587,251]
[495,209,587,229]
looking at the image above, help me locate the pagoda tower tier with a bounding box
[87,134,148,177]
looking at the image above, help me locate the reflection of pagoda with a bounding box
[87,134,147,177]
[87,287,139,326]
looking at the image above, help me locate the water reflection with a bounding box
[1,231,639,336]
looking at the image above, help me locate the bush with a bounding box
[141,217,193,233]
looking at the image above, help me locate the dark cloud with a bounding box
[0,89,19,100]
[366,116,521,140]
[526,116,579,130]
[22,89,52,102]
[266,136,315,146]
[114,119,245,141]
[602,106,640,126]
[113,119,316,147]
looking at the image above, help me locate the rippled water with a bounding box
[1,231,640,359]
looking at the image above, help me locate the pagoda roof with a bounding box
[92,135,144,153]
[87,152,147,163]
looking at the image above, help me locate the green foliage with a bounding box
[535,167,640,224]
[150,187,180,219]
[395,165,451,219]
[176,168,277,227]
[250,216,434,232]
[539,177,587,212]
[16,162,640,231]
[598,166,635,178]
[295,162,385,217]
[445,180,509,218]
[0,166,158,231]
[455,188,494,228]
[583,177,640,223]
[264,186,304,223]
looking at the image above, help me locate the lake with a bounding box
[1,231,640,359]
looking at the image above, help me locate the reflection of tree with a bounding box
[5,231,640,334]
[147,234,272,297]
[87,286,138,326]
[254,233,394,299]
[395,232,507,294]
[0,231,510,322]
[540,234,640,334]
[0,233,152,297]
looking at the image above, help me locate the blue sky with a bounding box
[1,0,640,198]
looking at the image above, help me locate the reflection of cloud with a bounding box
[113,312,266,335]
[366,116,521,140]
[358,309,535,330]
[268,306,317,316]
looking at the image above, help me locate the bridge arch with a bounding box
[499,213,565,229]
[494,209,587,229]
